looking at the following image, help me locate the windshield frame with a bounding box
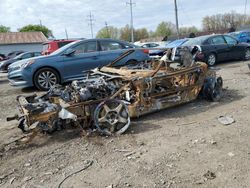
[50,40,81,55]
[182,36,209,46]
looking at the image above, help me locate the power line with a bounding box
[174,0,180,39]
[126,0,135,43]
[87,12,95,38]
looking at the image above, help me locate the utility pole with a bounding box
[244,0,248,23]
[126,0,135,43]
[174,0,180,39]
[39,20,42,26]
[65,28,68,39]
[105,21,110,38]
[87,12,95,38]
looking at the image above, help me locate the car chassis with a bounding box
[7,48,223,140]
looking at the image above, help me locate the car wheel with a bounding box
[207,77,223,102]
[94,99,130,136]
[244,48,250,60]
[207,53,217,66]
[34,68,60,91]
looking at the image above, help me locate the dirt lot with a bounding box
[0,60,250,188]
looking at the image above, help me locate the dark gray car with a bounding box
[0,52,41,72]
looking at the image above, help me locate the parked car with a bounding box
[8,38,150,90]
[7,51,25,59]
[181,34,250,66]
[42,39,76,55]
[0,53,7,62]
[0,52,41,72]
[140,42,160,48]
[149,38,189,58]
[228,30,250,43]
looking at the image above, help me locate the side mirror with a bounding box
[63,48,76,56]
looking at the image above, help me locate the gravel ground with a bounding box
[0,60,250,188]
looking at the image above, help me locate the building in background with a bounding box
[0,32,48,55]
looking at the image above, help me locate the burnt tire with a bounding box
[207,53,217,66]
[244,48,250,60]
[34,68,60,91]
[206,77,223,102]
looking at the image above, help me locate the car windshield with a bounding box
[182,36,208,46]
[228,32,240,37]
[166,39,187,48]
[13,53,25,60]
[51,41,80,55]
[42,43,49,51]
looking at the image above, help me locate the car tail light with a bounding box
[142,49,149,54]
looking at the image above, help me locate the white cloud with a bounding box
[0,0,248,39]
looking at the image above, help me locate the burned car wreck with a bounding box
[7,47,223,139]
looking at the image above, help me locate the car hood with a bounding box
[9,54,56,68]
[1,58,16,65]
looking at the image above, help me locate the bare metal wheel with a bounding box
[34,68,60,91]
[94,100,130,135]
[207,53,216,66]
[245,48,250,60]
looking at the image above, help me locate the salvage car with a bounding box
[7,48,223,141]
[8,38,149,90]
[182,34,250,66]
[0,52,41,72]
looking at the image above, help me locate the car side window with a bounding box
[224,36,237,45]
[34,52,41,56]
[210,36,226,45]
[150,43,159,47]
[21,53,33,59]
[100,41,123,51]
[123,43,134,49]
[73,41,97,54]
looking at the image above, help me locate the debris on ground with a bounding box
[217,116,235,125]
[228,152,235,157]
[203,170,216,180]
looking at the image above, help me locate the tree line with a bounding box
[0,11,249,41]
[95,22,199,41]
[0,24,52,38]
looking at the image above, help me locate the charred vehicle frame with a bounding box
[7,48,223,140]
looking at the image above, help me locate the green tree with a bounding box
[155,21,176,37]
[120,24,131,41]
[179,26,199,35]
[96,26,119,39]
[134,28,149,41]
[18,24,52,38]
[0,25,10,32]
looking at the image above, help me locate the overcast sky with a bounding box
[0,0,248,39]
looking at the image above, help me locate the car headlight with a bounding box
[20,59,36,69]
